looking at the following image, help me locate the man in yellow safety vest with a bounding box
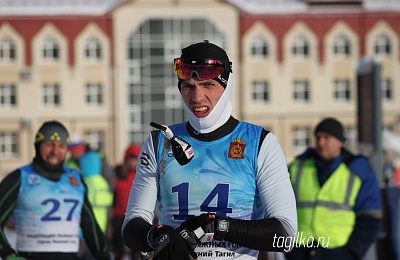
[285,117,382,260]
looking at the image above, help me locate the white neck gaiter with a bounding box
[184,73,233,134]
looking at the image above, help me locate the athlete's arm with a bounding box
[256,132,298,240]
[122,132,159,251]
[0,170,21,259]
[225,132,297,252]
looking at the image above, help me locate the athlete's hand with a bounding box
[150,225,192,260]
[179,213,217,234]
[176,213,217,259]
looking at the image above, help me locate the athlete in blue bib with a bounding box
[122,41,298,260]
[0,121,110,260]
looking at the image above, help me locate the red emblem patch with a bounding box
[69,174,80,187]
[228,138,245,159]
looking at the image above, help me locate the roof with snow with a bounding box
[0,0,126,16]
[0,0,399,16]
[225,0,400,14]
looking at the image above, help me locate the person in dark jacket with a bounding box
[111,144,141,260]
[285,117,382,260]
[0,120,110,260]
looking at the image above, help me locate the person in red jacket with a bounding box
[112,144,141,260]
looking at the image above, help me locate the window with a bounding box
[165,86,182,109]
[382,79,392,102]
[128,60,141,84]
[374,34,391,55]
[251,36,268,58]
[85,38,102,60]
[126,18,226,144]
[333,34,351,57]
[43,37,59,61]
[293,127,311,153]
[252,81,269,103]
[344,126,356,143]
[0,38,16,62]
[129,104,142,132]
[42,83,60,107]
[0,132,18,159]
[334,80,351,102]
[86,83,103,106]
[293,80,309,102]
[292,35,309,58]
[84,131,104,151]
[128,83,135,104]
[0,84,16,108]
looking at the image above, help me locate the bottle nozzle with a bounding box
[150,122,173,139]
[150,122,194,165]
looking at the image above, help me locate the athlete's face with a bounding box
[315,132,343,162]
[180,77,225,118]
[40,140,69,165]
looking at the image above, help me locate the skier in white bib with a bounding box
[122,41,298,260]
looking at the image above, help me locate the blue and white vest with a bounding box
[13,165,85,252]
[155,122,264,259]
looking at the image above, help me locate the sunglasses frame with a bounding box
[174,58,232,80]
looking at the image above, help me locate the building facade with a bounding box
[238,3,400,167]
[0,0,399,180]
[0,0,239,176]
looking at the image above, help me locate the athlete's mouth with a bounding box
[193,107,208,112]
[47,157,60,164]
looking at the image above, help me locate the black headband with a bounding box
[177,40,231,90]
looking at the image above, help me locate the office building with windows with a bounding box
[0,0,399,177]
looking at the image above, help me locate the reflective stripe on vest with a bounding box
[290,158,361,248]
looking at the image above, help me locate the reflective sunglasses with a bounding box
[174,58,231,80]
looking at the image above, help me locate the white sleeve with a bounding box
[122,132,159,230]
[257,132,298,238]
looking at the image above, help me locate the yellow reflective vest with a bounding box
[84,175,113,233]
[290,158,362,248]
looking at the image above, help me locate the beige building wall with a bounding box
[0,20,113,176]
[367,21,400,130]
[0,23,31,173]
[241,17,400,163]
[1,0,399,179]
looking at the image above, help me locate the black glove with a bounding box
[149,225,192,260]
[178,213,217,235]
[176,213,219,259]
[97,251,112,260]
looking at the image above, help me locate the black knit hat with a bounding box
[315,118,345,143]
[177,40,231,90]
[35,120,70,145]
